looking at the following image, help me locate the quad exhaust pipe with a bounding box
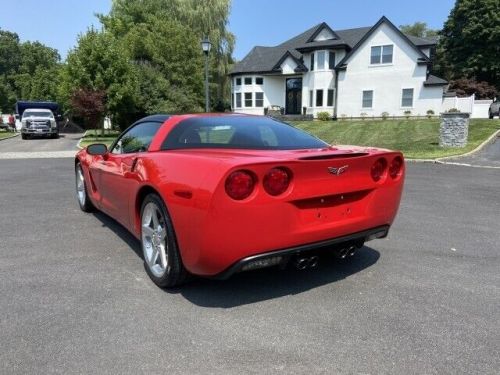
[294,255,319,270]
[336,245,359,259]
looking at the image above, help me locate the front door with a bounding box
[285,78,302,115]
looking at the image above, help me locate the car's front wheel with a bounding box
[75,162,94,212]
[489,111,494,119]
[141,193,188,288]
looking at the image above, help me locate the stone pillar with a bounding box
[439,113,470,147]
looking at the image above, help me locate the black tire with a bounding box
[140,193,189,288]
[75,162,95,212]
[489,111,494,119]
[21,134,27,140]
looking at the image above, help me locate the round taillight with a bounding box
[225,170,256,200]
[371,158,387,182]
[263,167,291,196]
[389,156,403,178]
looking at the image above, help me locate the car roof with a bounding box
[135,114,171,123]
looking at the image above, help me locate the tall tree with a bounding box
[435,0,500,89]
[100,0,235,110]
[400,22,439,38]
[61,28,137,129]
[0,29,62,112]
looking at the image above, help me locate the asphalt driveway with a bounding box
[446,132,500,168]
[0,132,82,158]
[0,159,498,374]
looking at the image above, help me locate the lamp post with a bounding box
[201,36,212,113]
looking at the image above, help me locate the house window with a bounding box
[231,93,234,109]
[401,88,414,107]
[328,51,335,69]
[236,77,241,86]
[255,92,264,107]
[244,92,252,107]
[236,93,242,108]
[362,90,373,108]
[371,45,393,64]
[310,53,315,71]
[327,89,334,106]
[317,51,326,70]
[256,77,264,85]
[244,77,252,85]
[309,90,313,107]
[316,90,324,107]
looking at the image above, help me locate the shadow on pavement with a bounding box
[92,210,380,307]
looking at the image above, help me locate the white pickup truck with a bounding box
[21,108,59,139]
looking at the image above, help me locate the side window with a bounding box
[111,122,162,154]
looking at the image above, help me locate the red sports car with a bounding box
[75,114,404,287]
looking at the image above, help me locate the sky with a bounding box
[0,0,456,61]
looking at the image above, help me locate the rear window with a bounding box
[161,116,328,150]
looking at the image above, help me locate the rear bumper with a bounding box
[213,225,389,279]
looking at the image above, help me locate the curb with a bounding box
[0,132,20,142]
[405,129,500,164]
[76,130,88,150]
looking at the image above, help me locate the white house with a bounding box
[230,16,448,118]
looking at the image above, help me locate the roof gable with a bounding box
[335,16,431,70]
[306,22,340,42]
[272,51,308,73]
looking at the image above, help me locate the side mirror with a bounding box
[87,143,108,156]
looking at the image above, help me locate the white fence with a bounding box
[442,94,493,118]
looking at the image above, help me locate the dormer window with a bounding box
[370,45,393,64]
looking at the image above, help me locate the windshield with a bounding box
[23,111,53,118]
[162,116,328,150]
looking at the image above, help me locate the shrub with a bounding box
[381,111,389,120]
[426,109,435,119]
[360,112,367,120]
[447,108,460,113]
[403,110,411,119]
[316,111,331,121]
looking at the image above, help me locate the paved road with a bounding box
[0,160,498,374]
[446,132,500,168]
[0,132,83,155]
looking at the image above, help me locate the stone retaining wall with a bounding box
[440,113,470,147]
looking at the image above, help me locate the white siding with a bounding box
[231,74,285,115]
[314,28,335,41]
[336,23,443,117]
[281,57,298,75]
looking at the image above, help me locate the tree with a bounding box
[100,0,235,110]
[0,29,62,112]
[449,78,497,99]
[62,28,137,129]
[436,0,500,89]
[400,22,439,38]
[122,18,205,114]
[70,88,106,130]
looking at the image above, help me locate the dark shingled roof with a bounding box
[230,20,437,75]
[424,75,448,86]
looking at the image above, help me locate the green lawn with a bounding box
[79,129,120,148]
[0,129,17,140]
[291,119,500,159]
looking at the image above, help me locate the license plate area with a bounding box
[293,190,371,224]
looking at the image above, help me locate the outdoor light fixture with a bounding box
[201,36,212,112]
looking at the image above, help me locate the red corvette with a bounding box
[75,114,404,287]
